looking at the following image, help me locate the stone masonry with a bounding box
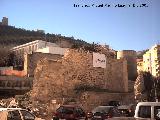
[29,48,130,119]
[24,52,63,76]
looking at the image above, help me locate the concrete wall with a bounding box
[36,46,68,55]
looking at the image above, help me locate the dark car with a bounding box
[118,104,136,117]
[87,106,120,120]
[52,105,86,120]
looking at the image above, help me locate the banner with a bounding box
[93,52,106,68]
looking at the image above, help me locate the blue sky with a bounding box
[0,0,159,51]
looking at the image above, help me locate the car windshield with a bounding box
[92,106,112,113]
[57,106,74,114]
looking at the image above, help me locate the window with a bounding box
[20,110,35,120]
[138,106,151,118]
[7,110,21,120]
[154,106,160,120]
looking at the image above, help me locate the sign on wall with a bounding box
[93,52,106,68]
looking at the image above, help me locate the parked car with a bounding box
[118,104,135,117]
[52,105,86,120]
[0,108,43,120]
[87,106,121,120]
[108,101,120,107]
[134,102,160,120]
[108,102,160,120]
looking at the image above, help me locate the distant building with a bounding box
[36,29,45,34]
[117,50,137,80]
[11,40,68,70]
[11,40,59,56]
[143,44,160,77]
[1,17,8,26]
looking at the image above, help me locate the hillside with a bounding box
[0,24,149,63]
[0,25,89,48]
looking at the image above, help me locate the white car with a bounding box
[134,102,160,120]
[0,107,22,111]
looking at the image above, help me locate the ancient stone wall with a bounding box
[117,50,137,81]
[61,49,128,92]
[76,91,135,112]
[31,49,128,98]
[24,52,63,76]
[109,59,128,92]
[30,49,129,119]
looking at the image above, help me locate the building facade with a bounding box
[11,40,64,70]
[143,44,160,77]
[36,46,68,55]
[11,40,59,56]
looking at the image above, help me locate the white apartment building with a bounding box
[143,44,160,77]
[11,40,59,55]
[11,40,68,69]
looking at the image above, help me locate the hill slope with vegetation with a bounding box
[0,25,91,67]
[0,25,89,48]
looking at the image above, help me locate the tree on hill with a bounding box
[0,45,13,67]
